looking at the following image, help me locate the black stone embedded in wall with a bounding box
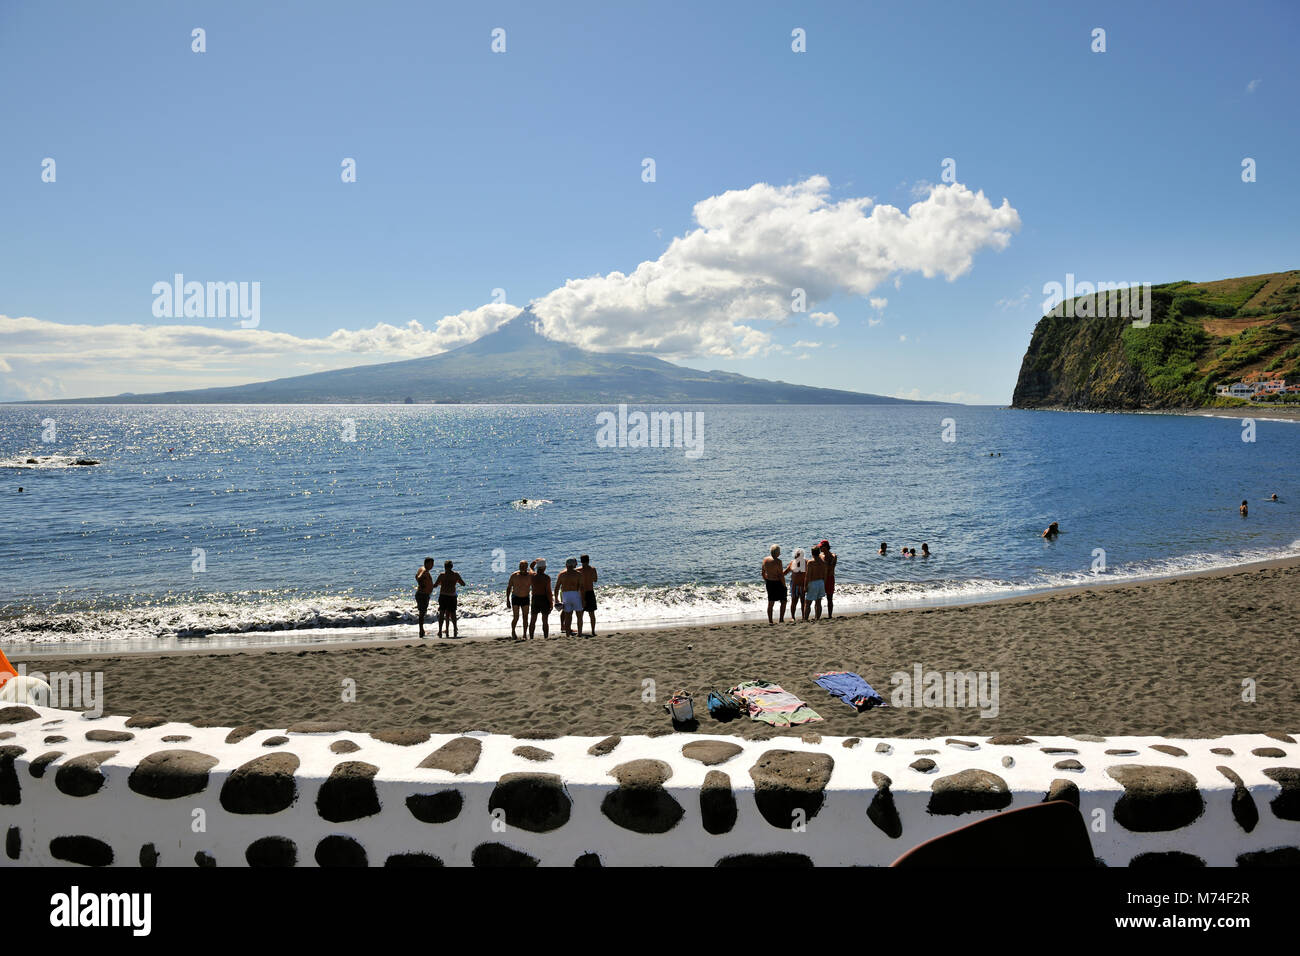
[54,750,118,797]
[0,745,24,804]
[748,750,833,829]
[927,770,1012,816]
[219,752,300,814]
[490,773,573,833]
[406,790,463,824]
[700,770,737,835]
[128,750,219,800]
[601,760,683,834]
[1106,765,1205,832]
[50,836,113,867]
[246,836,298,867]
[316,761,382,822]
[471,843,539,867]
[315,835,368,867]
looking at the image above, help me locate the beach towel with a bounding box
[813,670,886,711]
[728,680,822,727]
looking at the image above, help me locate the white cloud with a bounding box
[531,176,1018,358]
[891,388,986,405]
[867,317,883,327]
[869,297,888,310]
[0,304,521,400]
[996,287,1031,310]
[792,340,821,348]
[3,175,1019,398]
[1247,78,1261,93]
[899,334,907,342]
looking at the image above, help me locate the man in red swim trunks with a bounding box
[820,539,837,619]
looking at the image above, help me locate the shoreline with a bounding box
[10,552,1300,660]
[14,559,1300,740]
[1011,404,1300,421]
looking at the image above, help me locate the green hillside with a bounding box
[1013,270,1300,408]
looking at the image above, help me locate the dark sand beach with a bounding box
[17,561,1300,740]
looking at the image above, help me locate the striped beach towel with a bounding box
[728,680,822,727]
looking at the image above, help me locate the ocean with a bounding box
[2,403,1297,652]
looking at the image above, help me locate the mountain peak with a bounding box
[456,306,555,356]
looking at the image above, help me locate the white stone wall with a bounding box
[1,704,1295,866]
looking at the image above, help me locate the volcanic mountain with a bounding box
[44,308,937,405]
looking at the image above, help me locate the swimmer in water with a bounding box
[1042,521,1061,539]
[1240,500,1248,517]
[1269,493,1279,502]
[921,543,930,557]
[878,542,887,555]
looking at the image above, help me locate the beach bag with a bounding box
[667,691,694,723]
[707,689,740,717]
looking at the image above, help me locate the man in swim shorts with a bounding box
[579,554,598,637]
[506,560,531,640]
[762,544,789,624]
[433,560,466,638]
[529,559,552,639]
[555,558,584,636]
[805,545,827,620]
[415,556,436,638]
[820,539,837,619]
[787,547,807,624]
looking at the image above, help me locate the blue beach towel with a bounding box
[813,671,886,711]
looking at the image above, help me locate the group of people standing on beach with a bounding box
[761,539,838,624]
[414,554,599,641]
[506,555,598,640]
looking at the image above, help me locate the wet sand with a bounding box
[14,561,1300,740]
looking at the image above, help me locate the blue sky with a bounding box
[1,0,1297,403]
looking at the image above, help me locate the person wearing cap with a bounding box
[762,544,789,624]
[819,539,838,619]
[528,559,553,639]
[786,547,807,623]
[555,558,585,636]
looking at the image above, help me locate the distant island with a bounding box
[1012,270,1300,410]
[25,308,941,406]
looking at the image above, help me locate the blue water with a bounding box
[1,404,1297,646]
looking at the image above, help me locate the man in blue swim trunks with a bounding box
[805,545,827,620]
